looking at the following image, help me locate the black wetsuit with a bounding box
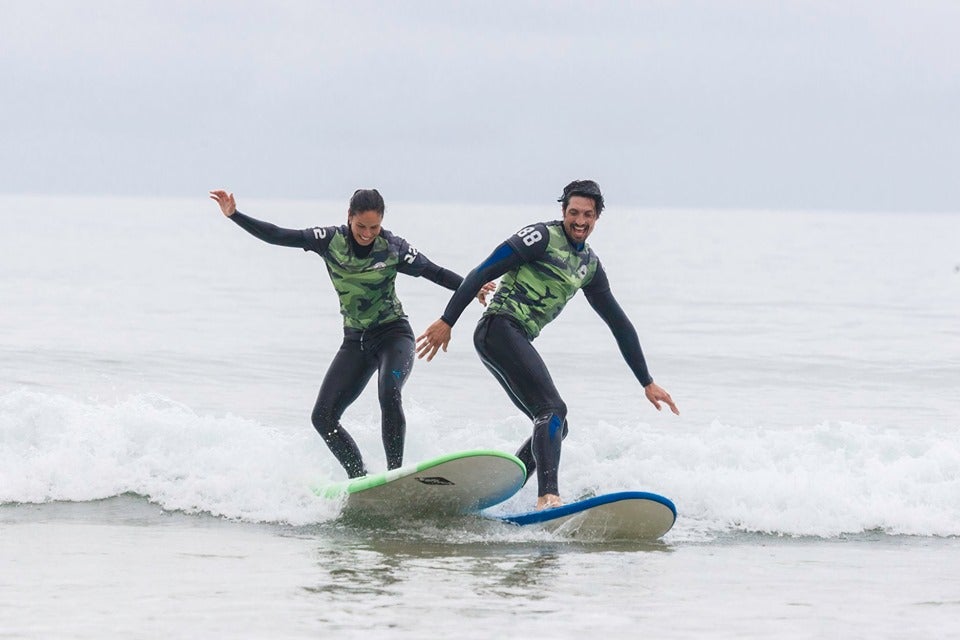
[230,211,462,477]
[441,221,654,497]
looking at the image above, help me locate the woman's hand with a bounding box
[209,190,237,217]
[476,281,497,306]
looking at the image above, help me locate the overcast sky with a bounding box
[1,0,957,211]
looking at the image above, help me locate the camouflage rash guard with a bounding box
[228,212,461,331]
[484,221,599,338]
[437,216,653,388]
[303,225,434,330]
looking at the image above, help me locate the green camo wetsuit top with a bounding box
[440,218,654,388]
[228,212,462,330]
[484,221,599,338]
[306,224,429,330]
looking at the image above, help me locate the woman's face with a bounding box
[349,210,383,246]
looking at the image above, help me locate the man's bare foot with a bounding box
[536,494,563,510]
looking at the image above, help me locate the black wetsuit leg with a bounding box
[473,314,569,496]
[310,319,415,478]
[364,320,415,471]
[311,339,377,478]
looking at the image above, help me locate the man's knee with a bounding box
[534,405,567,440]
[536,400,567,423]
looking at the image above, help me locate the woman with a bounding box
[210,188,490,478]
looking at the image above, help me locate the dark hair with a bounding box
[557,179,604,215]
[348,189,386,216]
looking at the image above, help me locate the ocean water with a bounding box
[2,194,959,638]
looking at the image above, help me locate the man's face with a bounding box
[562,195,599,244]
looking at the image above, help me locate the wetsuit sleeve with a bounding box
[391,235,463,290]
[301,226,337,254]
[583,262,655,387]
[436,243,516,325]
[417,260,464,290]
[230,211,332,253]
[439,223,549,327]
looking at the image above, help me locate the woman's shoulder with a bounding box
[378,228,412,250]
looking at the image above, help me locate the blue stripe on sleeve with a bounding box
[478,243,514,270]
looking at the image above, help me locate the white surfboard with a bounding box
[314,450,526,518]
[494,491,677,541]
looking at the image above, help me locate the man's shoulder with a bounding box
[505,221,552,255]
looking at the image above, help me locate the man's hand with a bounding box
[416,319,452,361]
[644,382,679,415]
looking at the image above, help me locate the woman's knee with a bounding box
[311,402,338,436]
[377,383,403,412]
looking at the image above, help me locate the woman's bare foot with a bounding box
[536,494,563,510]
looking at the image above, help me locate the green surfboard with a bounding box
[314,449,526,517]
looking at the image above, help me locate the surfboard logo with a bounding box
[415,476,455,486]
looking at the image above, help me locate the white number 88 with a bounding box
[516,226,542,246]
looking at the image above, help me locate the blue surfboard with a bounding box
[494,491,677,541]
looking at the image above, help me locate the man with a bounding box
[416,179,678,510]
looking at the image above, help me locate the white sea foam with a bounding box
[654,420,960,539]
[0,389,339,525]
[4,388,958,538]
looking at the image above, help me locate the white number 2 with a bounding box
[403,246,419,264]
[516,226,542,247]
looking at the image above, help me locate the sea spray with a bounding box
[4,389,959,537]
[0,389,339,525]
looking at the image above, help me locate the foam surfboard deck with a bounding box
[495,491,677,541]
[314,450,526,518]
